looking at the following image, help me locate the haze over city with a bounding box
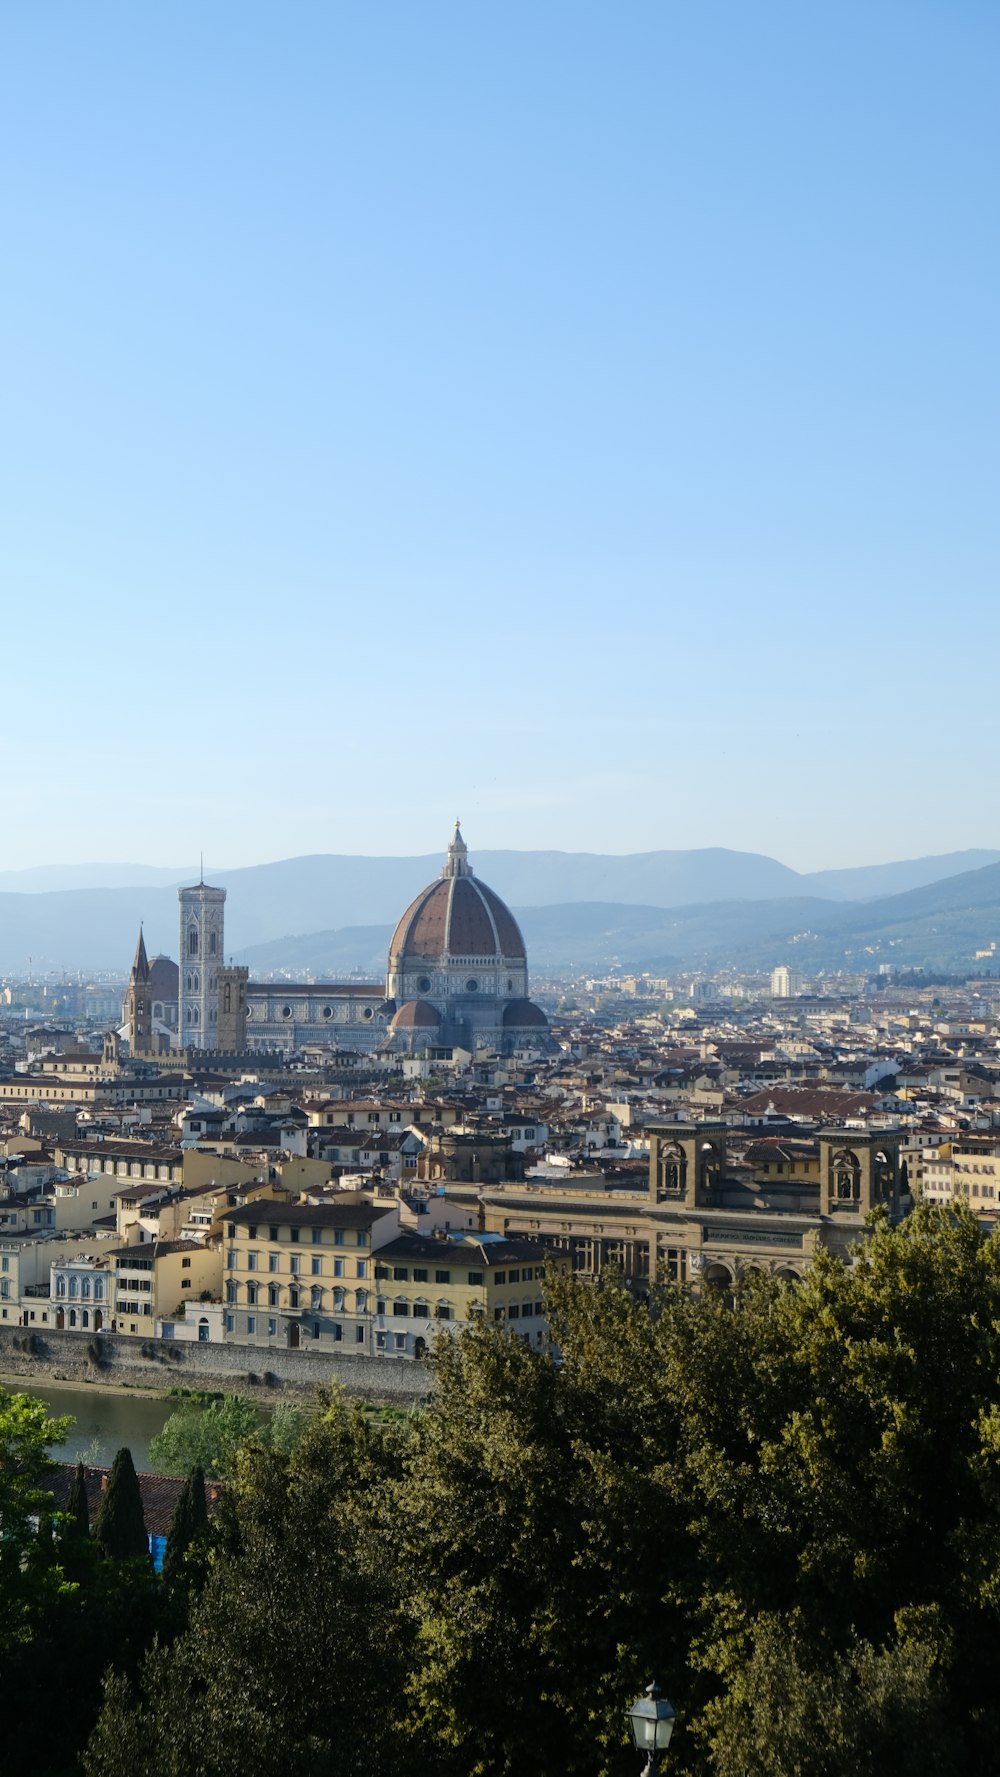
[2,1,997,872]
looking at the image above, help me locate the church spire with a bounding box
[131,926,150,983]
[442,819,471,879]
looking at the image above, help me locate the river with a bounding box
[4,1379,177,1471]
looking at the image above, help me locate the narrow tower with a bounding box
[177,874,226,1051]
[124,928,153,1058]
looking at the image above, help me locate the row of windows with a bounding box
[54,1277,107,1299]
[228,1283,369,1312]
[375,1265,469,1285]
[225,1313,367,1344]
[227,1250,366,1279]
[230,1224,367,1247]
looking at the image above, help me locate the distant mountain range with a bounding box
[2,848,1000,978]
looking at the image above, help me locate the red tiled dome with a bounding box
[389,826,526,965]
[390,999,442,1030]
[502,998,549,1028]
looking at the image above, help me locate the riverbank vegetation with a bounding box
[4,1203,1000,1772]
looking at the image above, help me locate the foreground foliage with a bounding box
[11,1202,1000,1773]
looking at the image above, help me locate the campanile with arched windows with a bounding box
[177,876,226,1052]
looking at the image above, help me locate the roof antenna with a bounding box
[200,850,204,885]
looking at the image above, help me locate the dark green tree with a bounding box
[66,1460,90,1538]
[84,1397,410,1777]
[162,1465,209,1589]
[93,1447,149,1563]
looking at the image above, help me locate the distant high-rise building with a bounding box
[770,964,802,999]
[178,877,226,1050]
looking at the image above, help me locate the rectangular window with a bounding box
[182,1256,191,1269]
[356,1324,365,1344]
[334,1259,344,1278]
[468,1271,483,1286]
[268,1318,277,1337]
[247,1283,258,1305]
[334,1230,345,1246]
[311,1256,322,1275]
[356,1260,366,1279]
[290,1228,300,1243]
[413,1302,429,1318]
[413,1268,428,1283]
[269,1254,279,1273]
[394,1333,406,1351]
[494,1272,506,1285]
[227,1251,237,1270]
[248,1225,257,1240]
[225,1313,235,1332]
[393,1266,408,1281]
[508,1269,520,1284]
[247,1315,256,1334]
[435,1270,451,1285]
[247,1252,258,1272]
[269,1226,278,1241]
[312,1228,322,1245]
[508,1305,519,1319]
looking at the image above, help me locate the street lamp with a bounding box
[627,1681,676,1774]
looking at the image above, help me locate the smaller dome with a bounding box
[390,999,442,1031]
[149,956,179,999]
[502,999,549,1029]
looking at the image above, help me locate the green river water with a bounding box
[4,1379,176,1471]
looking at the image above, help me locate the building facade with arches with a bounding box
[472,1121,906,1293]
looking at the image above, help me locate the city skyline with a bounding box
[2,1,997,872]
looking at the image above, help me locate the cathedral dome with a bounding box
[389,999,442,1031]
[388,823,526,967]
[502,998,549,1028]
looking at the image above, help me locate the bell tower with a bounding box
[178,875,226,1051]
[649,1122,727,1207]
[124,928,153,1058]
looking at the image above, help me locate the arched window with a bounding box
[56,1277,66,1298]
[188,927,198,957]
[69,1275,79,1298]
[209,931,217,956]
[657,1142,686,1200]
[81,1278,91,1298]
[833,1149,861,1201]
[94,1279,105,1300]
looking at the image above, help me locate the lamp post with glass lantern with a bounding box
[627,1681,676,1775]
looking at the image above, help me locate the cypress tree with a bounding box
[163,1465,210,1588]
[189,1464,209,1540]
[66,1461,90,1540]
[93,1448,149,1562]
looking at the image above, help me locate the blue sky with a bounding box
[1,1,996,872]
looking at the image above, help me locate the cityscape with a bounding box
[3,0,998,1772]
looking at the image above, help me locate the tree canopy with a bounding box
[78,1204,1000,1774]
